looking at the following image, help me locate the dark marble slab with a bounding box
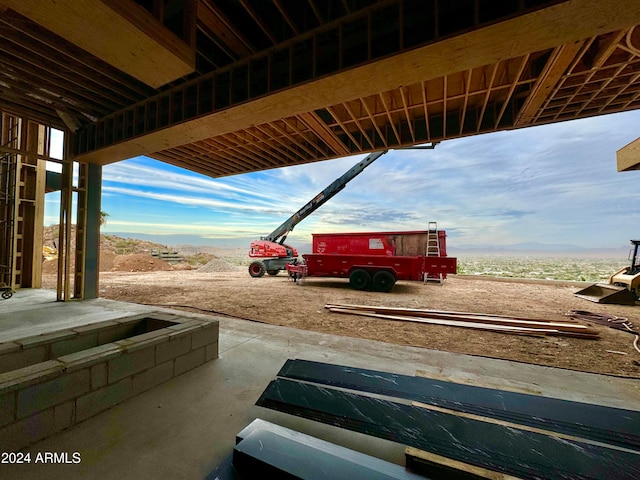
[277,359,640,450]
[233,420,425,480]
[257,377,640,480]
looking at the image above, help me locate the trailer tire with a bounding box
[349,269,371,290]
[266,270,280,276]
[372,270,396,293]
[248,261,266,278]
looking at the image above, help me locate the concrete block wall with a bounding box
[0,312,218,451]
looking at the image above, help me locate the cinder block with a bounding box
[0,342,20,355]
[0,346,47,374]
[0,408,56,452]
[72,320,118,334]
[148,313,181,322]
[0,392,15,427]
[205,343,219,362]
[97,323,137,345]
[0,360,64,393]
[108,348,155,384]
[132,361,174,395]
[116,328,172,353]
[51,332,99,358]
[174,348,205,376]
[54,400,75,430]
[156,333,191,364]
[17,330,77,349]
[17,369,90,419]
[112,313,149,324]
[91,363,107,389]
[167,320,203,333]
[76,378,132,422]
[192,323,219,350]
[58,343,122,372]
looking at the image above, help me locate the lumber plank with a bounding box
[325,303,599,338]
[324,303,582,323]
[328,307,599,338]
[405,446,521,480]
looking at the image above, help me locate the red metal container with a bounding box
[312,230,447,257]
[300,253,457,282]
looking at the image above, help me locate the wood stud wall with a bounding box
[0,113,46,290]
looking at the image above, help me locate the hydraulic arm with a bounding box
[248,150,387,277]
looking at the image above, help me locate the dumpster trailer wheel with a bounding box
[248,261,266,278]
[349,269,371,290]
[372,270,396,293]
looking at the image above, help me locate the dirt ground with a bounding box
[44,265,640,378]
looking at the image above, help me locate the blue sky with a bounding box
[45,110,640,250]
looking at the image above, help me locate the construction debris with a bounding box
[325,303,600,339]
[566,310,639,354]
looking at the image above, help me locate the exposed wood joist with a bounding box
[197,1,254,58]
[514,42,586,126]
[1,0,196,88]
[298,112,350,156]
[73,0,640,169]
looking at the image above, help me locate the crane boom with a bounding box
[264,150,388,244]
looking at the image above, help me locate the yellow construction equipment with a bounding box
[42,245,58,261]
[574,240,640,305]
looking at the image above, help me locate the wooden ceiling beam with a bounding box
[274,119,322,158]
[342,102,376,149]
[399,87,415,144]
[298,112,350,156]
[307,0,324,25]
[250,124,301,164]
[197,1,254,57]
[360,98,388,148]
[74,0,640,166]
[514,40,586,126]
[0,51,117,117]
[0,24,142,109]
[378,93,402,145]
[0,12,151,100]
[591,30,626,70]
[495,54,530,129]
[273,0,300,36]
[616,136,640,172]
[238,0,277,45]
[326,106,362,150]
[2,0,196,88]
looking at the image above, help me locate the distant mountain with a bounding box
[105,231,631,259]
[106,232,252,249]
[449,243,631,258]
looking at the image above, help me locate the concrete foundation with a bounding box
[0,289,638,479]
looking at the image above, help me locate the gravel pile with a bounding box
[198,257,240,273]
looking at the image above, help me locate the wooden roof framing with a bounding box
[1,0,640,177]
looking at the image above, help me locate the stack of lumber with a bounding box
[325,303,599,339]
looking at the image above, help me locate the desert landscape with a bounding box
[37,229,640,379]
